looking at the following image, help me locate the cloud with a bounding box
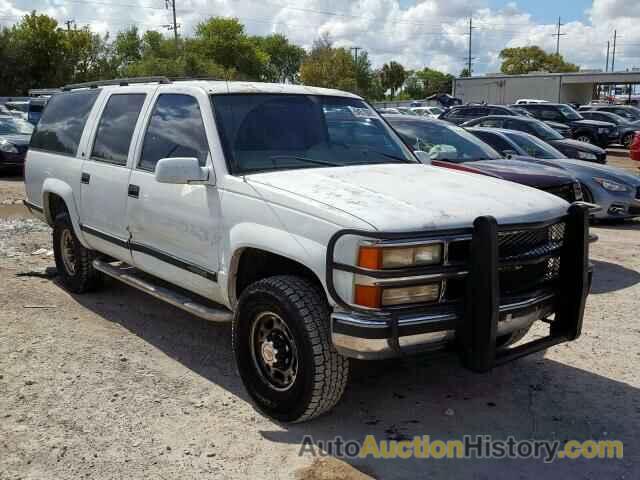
[2,0,640,74]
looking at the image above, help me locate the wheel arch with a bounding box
[41,178,90,248]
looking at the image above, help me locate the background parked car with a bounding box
[440,104,572,136]
[579,110,640,148]
[460,115,607,164]
[377,107,401,115]
[384,115,583,204]
[0,115,34,173]
[515,99,550,105]
[517,103,618,147]
[579,104,640,122]
[468,127,640,220]
[27,97,49,125]
[3,101,29,121]
[631,132,640,162]
[411,106,444,118]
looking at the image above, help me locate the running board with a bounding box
[92,259,232,323]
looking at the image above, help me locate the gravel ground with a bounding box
[1,164,639,480]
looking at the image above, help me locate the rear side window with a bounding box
[139,94,209,172]
[91,94,146,165]
[30,90,99,156]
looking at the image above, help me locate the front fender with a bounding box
[42,178,90,248]
[224,222,329,305]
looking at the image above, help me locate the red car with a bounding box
[631,132,640,162]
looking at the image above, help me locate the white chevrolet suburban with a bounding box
[23,77,591,423]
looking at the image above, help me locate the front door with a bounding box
[125,91,223,301]
[79,90,152,262]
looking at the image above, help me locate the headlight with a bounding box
[577,151,597,161]
[358,244,443,269]
[355,243,445,308]
[0,139,18,153]
[381,283,441,306]
[593,177,629,192]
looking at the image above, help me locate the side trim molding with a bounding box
[80,224,217,282]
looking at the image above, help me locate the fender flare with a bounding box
[224,223,329,307]
[41,178,90,248]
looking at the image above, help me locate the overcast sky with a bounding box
[1,0,639,75]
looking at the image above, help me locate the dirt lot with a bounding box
[1,159,639,479]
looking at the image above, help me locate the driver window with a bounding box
[139,94,209,172]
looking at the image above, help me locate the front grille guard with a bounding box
[326,204,590,372]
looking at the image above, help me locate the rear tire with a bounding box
[233,276,348,423]
[622,133,634,149]
[52,212,103,293]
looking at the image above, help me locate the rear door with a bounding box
[79,88,154,261]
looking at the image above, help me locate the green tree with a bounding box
[114,26,142,69]
[299,36,357,92]
[500,46,579,75]
[194,17,268,79]
[380,61,406,99]
[459,67,471,78]
[6,12,66,93]
[252,33,306,83]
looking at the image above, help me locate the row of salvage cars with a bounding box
[380,106,640,222]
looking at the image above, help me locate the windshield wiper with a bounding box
[369,151,414,163]
[269,155,341,167]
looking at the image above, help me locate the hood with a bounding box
[549,138,606,154]
[571,119,616,128]
[245,164,569,232]
[545,121,571,131]
[0,134,31,146]
[555,159,640,186]
[467,159,576,189]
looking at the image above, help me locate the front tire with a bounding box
[575,134,594,144]
[233,276,348,423]
[52,212,103,293]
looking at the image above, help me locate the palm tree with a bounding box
[380,61,407,99]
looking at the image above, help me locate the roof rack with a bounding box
[62,76,172,91]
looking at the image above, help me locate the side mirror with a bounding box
[414,150,432,165]
[155,157,209,184]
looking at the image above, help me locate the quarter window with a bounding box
[91,94,146,165]
[30,90,99,156]
[139,94,209,172]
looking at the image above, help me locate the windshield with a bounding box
[529,120,564,140]
[558,104,582,121]
[504,131,566,160]
[0,117,34,135]
[389,119,502,163]
[211,94,415,174]
[429,107,444,115]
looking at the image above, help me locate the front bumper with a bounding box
[332,292,556,359]
[326,205,590,372]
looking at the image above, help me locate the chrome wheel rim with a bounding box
[576,136,592,144]
[250,311,298,392]
[60,229,77,276]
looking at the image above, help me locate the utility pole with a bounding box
[467,16,474,76]
[605,41,610,72]
[552,16,565,56]
[350,47,361,64]
[350,47,362,93]
[64,19,75,32]
[165,0,179,49]
[611,30,617,72]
